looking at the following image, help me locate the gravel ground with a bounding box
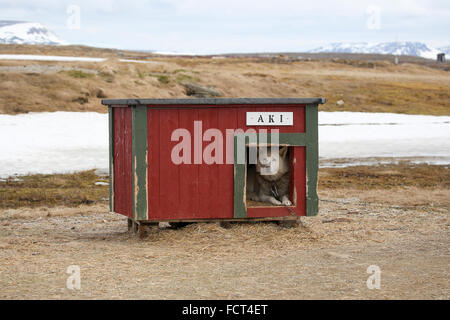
[0,192,448,300]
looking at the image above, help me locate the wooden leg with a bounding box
[137,224,146,239]
[127,218,133,232]
[278,219,299,228]
[132,220,139,234]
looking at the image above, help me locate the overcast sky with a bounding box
[1,0,449,53]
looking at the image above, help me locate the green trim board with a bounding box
[305,104,319,216]
[131,106,149,221]
[108,107,114,213]
[233,135,247,218]
[233,106,319,218]
[233,132,308,219]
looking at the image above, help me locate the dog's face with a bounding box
[256,146,289,176]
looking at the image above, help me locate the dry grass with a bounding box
[0,44,127,58]
[318,163,450,208]
[0,170,109,209]
[1,164,448,209]
[320,187,450,208]
[0,44,449,115]
[319,163,450,190]
[0,195,448,299]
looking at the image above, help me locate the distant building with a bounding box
[437,53,445,62]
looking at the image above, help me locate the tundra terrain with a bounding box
[0,44,448,299]
[0,44,449,115]
[0,164,448,299]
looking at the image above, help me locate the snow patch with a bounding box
[0,112,108,177]
[118,59,159,64]
[0,54,106,62]
[0,111,449,177]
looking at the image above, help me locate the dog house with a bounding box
[102,98,325,231]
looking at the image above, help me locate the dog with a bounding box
[247,146,292,206]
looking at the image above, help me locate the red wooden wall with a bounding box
[113,107,132,218]
[146,105,306,220]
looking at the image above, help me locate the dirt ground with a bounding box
[0,188,448,299]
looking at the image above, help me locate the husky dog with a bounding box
[247,146,292,206]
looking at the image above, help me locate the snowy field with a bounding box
[319,112,450,166]
[0,54,158,64]
[0,54,106,62]
[0,111,449,177]
[0,112,108,178]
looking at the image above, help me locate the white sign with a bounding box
[246,112,293,126]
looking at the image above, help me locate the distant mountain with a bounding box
[437,46,450,55]
[309,41,443,59]
[0,20,67,45]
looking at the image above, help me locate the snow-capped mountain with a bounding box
[309,41,442,59]
[0,20,67,45]
[438,46,450,55]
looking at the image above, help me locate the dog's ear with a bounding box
[279,146,288,158]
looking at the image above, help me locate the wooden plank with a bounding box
[262,133,307,146]
[132,106,148,221]
[305,104,319,216]
[108,106,114,213]
[233,135,247,218]
[136,216,299,223]
[234,132,307,147]
[113,107,133,218]
[102,98,326,106]
[247,206,294,218]
[178,108,199,218]
[216,107,237,219]
[197,108,219,218]
[158,109,180,219]
[147,108,160,219]
[295,146,307,216]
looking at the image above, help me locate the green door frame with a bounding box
[233,104,318,218]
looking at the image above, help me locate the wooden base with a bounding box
[126,215,300,238]
[128,218,160,238]
[119,212,299,225]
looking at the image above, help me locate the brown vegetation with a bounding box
[0,44,449,115]
[1,164,448,209]
[319,163,450,190]
[0,190,448,299]
[0,170,108,209]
